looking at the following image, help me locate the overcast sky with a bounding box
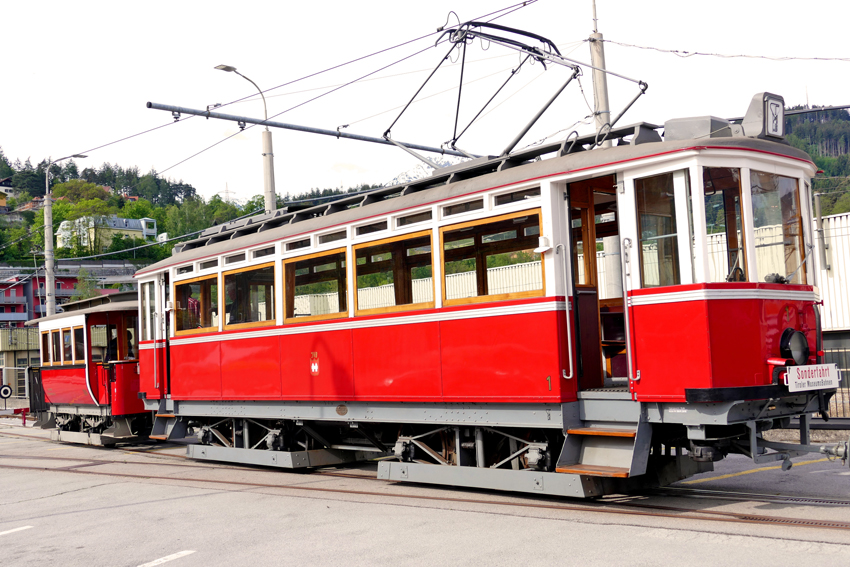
[2,0,847,204]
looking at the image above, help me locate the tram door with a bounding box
[568,175,624,390]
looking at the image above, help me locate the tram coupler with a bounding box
[743,421,850,469]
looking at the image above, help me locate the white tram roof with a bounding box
[136,133,813,279]
[26,292,138,327]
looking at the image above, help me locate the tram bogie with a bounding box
[130,91,847,497]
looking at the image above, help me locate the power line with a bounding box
[601,39,850,62]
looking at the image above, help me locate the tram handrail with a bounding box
[621,238,636,383]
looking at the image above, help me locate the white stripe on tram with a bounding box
[137,550,196,567]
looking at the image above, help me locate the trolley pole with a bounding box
[589,0,612,148]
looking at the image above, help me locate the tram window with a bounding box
[750,171,805,284]
[356,221,387,236]
[571,208,592,286]
[177,265,193,275]
[222,262,276,329]
[354,231,434,314]
[89,324,107,362]
[494,187,541,206]
[286,238,310,251]
[441,209,543,305]
[397,210,432,227]
[284,249,347,322]
[141,282,155,342]
[125,316,138,359]
[444,199,483,217]
[319,230,346,244]
[704,167,747,282]
[174,275,219,334]
[200,259,218,270]
[636,172,680,287]
[253,246,275,259]
[73,326,85,363]
[62,329,72,365]
[41,332,50,364]
[51,330,61,365]
[225,253,245,265]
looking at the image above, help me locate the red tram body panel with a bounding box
[629,283,819,401]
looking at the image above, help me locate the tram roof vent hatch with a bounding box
[663,116,744,141]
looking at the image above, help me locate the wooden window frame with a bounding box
[51,329,62,366]
[353,230,436,317]
[173,273,220,336]
[440,208,546,307]
[72,325,85,365]
[283,247,349,324]
[61,328,73,365]
[221,261,277,331]
[41,331,51,365]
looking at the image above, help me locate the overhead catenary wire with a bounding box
[600,38,850,62]
[37,2,540,188]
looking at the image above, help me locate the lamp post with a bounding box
[215,64,277,214]
[44,154,86,317]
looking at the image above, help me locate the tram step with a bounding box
[555,464,630,478]
[149,434,168,441]
[155,414,176,418]
[566,427,636,438]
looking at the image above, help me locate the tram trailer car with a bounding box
[31,292,150,445]
[136,93,847,498]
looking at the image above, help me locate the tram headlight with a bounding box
[779,328,810,366]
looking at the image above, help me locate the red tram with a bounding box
[133,92,847,497]
[31,292,150,445]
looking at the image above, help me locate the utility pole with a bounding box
[589,0,612,148]
[215,65,277,214]
[44,154,86,317]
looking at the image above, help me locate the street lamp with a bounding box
[215,64,277,214]
[44,154,86,317]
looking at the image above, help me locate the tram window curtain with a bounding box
[174,275,219,334]
[441,209,544,306]
[749,171,805,284]
[354,231,435,315]
[636,173,680,288]
[284,249,348,323]
[222,262,276,330]
[704,167,747,282]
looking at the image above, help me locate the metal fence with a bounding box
[824,345,850,418]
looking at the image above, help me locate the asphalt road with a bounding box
[2,419,849,567]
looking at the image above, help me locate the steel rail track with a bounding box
[649,486,850,507]
[2,457,850,532]
[5,430,850,528]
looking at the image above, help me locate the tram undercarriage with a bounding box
[35,405,152,446]
[146,392,848,497]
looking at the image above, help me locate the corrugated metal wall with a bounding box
[818,212,850,332]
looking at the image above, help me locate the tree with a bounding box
[52,179,110,203]
[70,268,100,301]
[0,147,14,179]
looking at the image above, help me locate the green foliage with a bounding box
[52,179,110,203]
[69,267,100,301]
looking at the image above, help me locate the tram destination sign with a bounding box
[784,364,841,393]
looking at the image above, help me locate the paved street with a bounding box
[2,419,850,567]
